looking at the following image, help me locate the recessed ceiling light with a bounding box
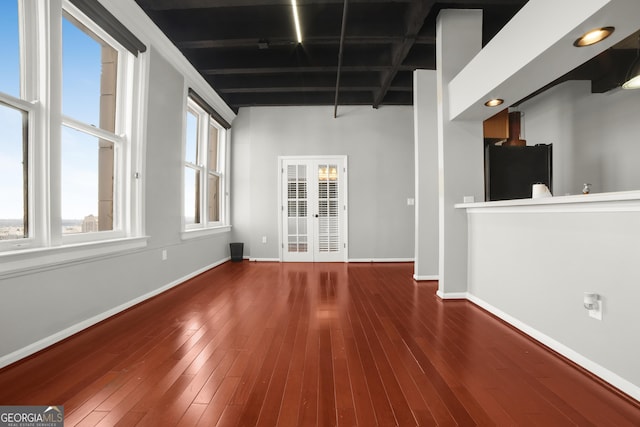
[573,27,615,47]
[484,98,504,107]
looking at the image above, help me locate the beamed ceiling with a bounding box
[134,0,638,113]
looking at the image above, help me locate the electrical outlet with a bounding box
[588,301,603,320]
[162,249,167,261]
[584,292,602,320]
[407,198,415,206]
[262,236,267,244]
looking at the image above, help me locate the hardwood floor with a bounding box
[0,262,638,426]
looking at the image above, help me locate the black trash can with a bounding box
[229,242,244,262]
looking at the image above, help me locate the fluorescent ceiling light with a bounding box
[291,0,302,44]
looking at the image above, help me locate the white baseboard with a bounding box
[348,258,414,263]
[247,258,415,263]
[466,293,640,402]
[436,290,468,300]
[413,274,439,281]
[0,257,231,370]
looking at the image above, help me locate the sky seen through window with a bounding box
[0,1,106,222]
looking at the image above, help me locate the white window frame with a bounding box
[60,2,135,245]
[0,0,39,253]
[182,96,229,238]
[0,0,146,276]
[0,98,36,252]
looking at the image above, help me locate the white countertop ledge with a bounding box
[455,190,640,209]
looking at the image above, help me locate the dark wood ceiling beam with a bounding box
[135,0,532,110]
[372,0,436,108]
[334,0,350,118]
[209,72,385,87]
[225,90,413,108]
[221,87,373,94]
[189,44,394,70]
[179,38,296,49]
[219,86,411,94]
[138,0,411,11]
[223,91,374,108]
[201,65,415,75]
[177,35,435,49]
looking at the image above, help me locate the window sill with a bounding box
[0,236,149,279]
[181,225,231,241]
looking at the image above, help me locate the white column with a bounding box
[436,10,484,298]
[413,70,438,280]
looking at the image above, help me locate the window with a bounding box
[0,0,145,260]
[184,96,227,232]
[0,0,20,98]
[207,123,221,223]
[0,102,28,241]
[61,11,124,237]
[0,0,32,245]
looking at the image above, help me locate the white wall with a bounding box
[466,202,640,399]
[413,70,438,280]
[0,47,232,367]
[433,0,640,403]
[520,81,640,195]
[436,10,484,297]
[230,105,415,261]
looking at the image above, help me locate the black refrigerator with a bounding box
[485,144,552,201]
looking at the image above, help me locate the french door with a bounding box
[280,156,347,262]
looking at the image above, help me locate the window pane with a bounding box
[208,173,220,222]
[185,110,198,164]
[61,126,114,234]
[0,103,27,240]
[0,0,20,98]
[208,123,218,171]
[184,167,200,225]
[62,15,118,132]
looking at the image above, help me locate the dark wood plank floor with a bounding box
[0,262,638,426]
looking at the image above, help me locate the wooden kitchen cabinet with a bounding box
[483,108,509,139]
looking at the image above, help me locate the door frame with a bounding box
[277,155,349,262]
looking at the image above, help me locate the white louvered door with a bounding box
[283,161,311,261]
[314,161,343,261]
[281,157,347,262]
